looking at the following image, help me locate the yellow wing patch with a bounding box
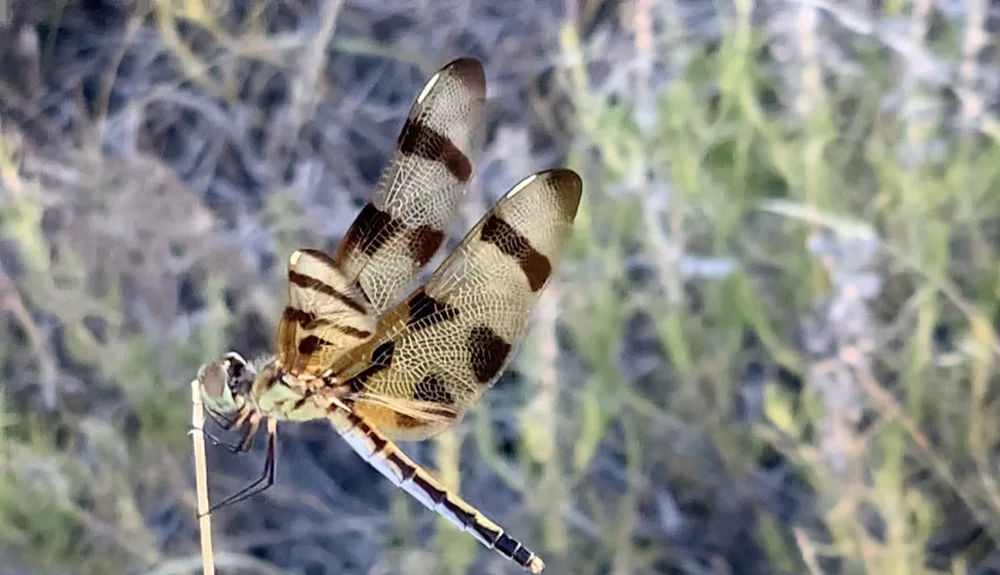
[276,249,376,375]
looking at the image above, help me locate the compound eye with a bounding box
[198,359,229,399]
[224,358,246,383]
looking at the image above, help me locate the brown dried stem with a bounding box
[190,379,215,575]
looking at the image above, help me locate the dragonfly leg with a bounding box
[190,425,235,449]
[236,420,259,453]
[193,406,251,452]
[204,407,238,431]
[200,419,277,516]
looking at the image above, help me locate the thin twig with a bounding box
[190,379,215,575]
[792,527,825,575]
[0,260,58,409]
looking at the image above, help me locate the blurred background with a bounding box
[1,0,1000,574]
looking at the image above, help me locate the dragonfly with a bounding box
[196,57,581,574]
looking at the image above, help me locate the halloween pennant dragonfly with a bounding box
[195,57,581,574]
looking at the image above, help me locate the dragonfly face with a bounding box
[197,351,254,416]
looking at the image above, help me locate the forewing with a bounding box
[333,57,486,312]
[325,169,583,440]
[277,249,378,374]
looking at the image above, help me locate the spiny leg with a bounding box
[233,417,258,453]
[191,425,237,450]
[193,407,250,452]
[204,407,238,430]
[201,419,278,516]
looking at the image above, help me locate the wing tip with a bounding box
[540,168,583,217]
[504,168,582,217]
[442,57,486,97]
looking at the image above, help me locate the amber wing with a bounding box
[276,249,378,374]
[324,169,583,439]
[276,58,485,374]
[333,57,486,312]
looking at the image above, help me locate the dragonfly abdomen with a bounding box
[328,407,545,573]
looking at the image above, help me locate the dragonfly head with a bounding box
[197,351,255,416]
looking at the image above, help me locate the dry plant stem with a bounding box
[793,527,824,575]
[190,379,216,575]
[0,263,58,409]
